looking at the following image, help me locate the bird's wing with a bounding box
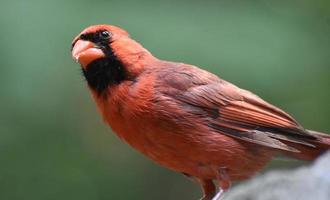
[157,64,317,152]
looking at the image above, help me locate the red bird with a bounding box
[71,24,330,200]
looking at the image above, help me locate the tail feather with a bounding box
[286,130,330,161]
[307,130,330,141]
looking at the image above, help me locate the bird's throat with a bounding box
[82,57,127,94]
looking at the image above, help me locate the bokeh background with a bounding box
[1,0,329,199]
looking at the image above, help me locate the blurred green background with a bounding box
[1,0,329,199]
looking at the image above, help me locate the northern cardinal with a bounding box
[71,24,330,200]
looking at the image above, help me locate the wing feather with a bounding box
[155,63,317,152]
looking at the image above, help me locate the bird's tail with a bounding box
[288,130,330,161]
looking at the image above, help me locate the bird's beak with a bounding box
[71,40,105,69]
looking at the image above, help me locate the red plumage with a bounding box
[71,24,330,200]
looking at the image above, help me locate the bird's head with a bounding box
[71,24,153,94]
[71,24,129,68]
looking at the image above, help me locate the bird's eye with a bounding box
[99,31,111,40]
[80,34,88,40]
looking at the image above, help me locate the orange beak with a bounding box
[72,40,105,69]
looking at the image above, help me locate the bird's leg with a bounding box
[212,167,231,200]
[211,188,224,200]
[197,179,216,200]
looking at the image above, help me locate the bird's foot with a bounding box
[211,188,225,200]
[199,188,225,200]
[200,194,215,200]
